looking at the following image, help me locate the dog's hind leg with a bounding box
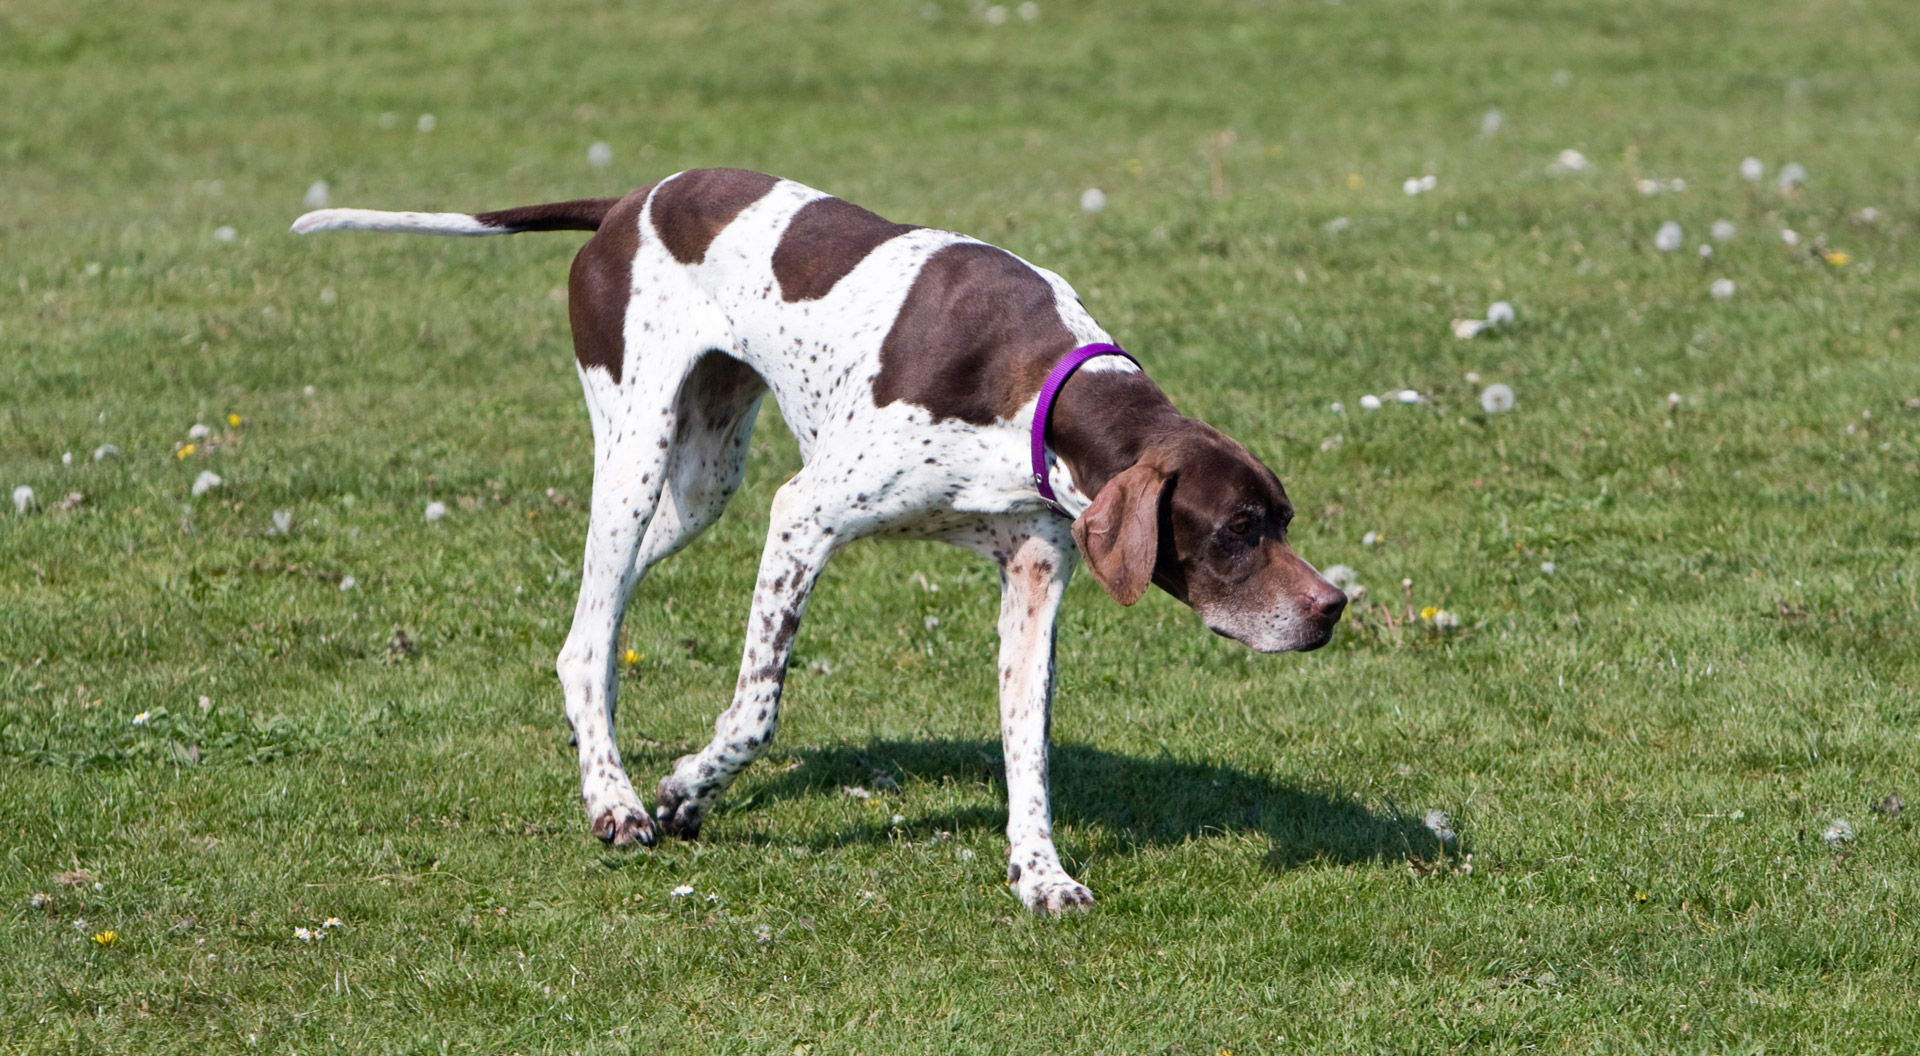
[629,352,765,576]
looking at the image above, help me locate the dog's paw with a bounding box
[589,801,655,848]
[1009,860,1095,916]
[653,762,707,840]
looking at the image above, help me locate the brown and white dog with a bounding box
[294,169,1345,914]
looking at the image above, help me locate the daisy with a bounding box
[670,884,694,897]
[132,711,150,725]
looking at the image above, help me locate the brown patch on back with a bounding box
[650,169,780,265]
[475,197,620,232]
[567,185,655,384]
[771,196,919,301]
[873,242,1077,425]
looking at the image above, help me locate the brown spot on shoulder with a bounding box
[873,242,1076,425]
[651,169,780,265]
[568,185,655,384]
[772,196,919,302]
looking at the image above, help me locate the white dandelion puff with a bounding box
[1740,157,1764,182]
[924,615,940,630]
[1710,278,1736,300]
[1017,1,1038,19]
[1079,187,1106,214]
[1451,318,1488,339]
[1667,392,1684,409]
[983,4,1007,23]
[1479,383,1515,414]
[1857,206,1881,223]
[188,423,212,441]
[1654,221,1682,252]
[1396,389,1420,404]
[1698,243,1713,259]
[1402,177,1424,196]
[1777,162,1806,192]
[1432,610,1460,631]
[843,786,872,800]
[1329,401,1345,414]
[586,141,613,168]
[1553,148,1588,172]
[416,113,436,132]
[1635,178,1662,196]
[62,451,72,466]
[1711,220,1736,241]
[1479,108,1503,137]
[340,576,358,591]
[1780,229,1799,246]
[1359,394,1382,410]
[1822,819,1854,846]
[1486,301,1514,326]
[190,471,223,498]
[271,509,293,535]
[12,485,33,514]
[1321,565,1361,592]
[303,181,330,210]
[1667,177,1686,192]
[92,444,120,461]
[1540,561,1557,574]
[1323,216,1350,233]
[1422,810,1457,843]
[1420,174,1437,192]
[1361,531,1380,547]
[213,226,237,243]
[424,501,447,522]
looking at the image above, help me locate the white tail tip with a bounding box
[290,208,497,237]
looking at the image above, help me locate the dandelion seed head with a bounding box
[1654,221,1682,252]
[188,423,212,441]
[1486,301,1514,326]
[1822,819,1855,846]
[1698,243,1713,259]
[93,444,120,461]
[1359,394,1382,411]
[1323,216,1350,234]
[1329,401,1345,414]
[1396,389,1420,404]
[1740,157,1764,182]
[1777,162,1806,191]
[1079,187,1106,214]
[1711,220,1736,241]
[1553,148,1588,172]
[983,4,1007,23]
[424,501,448,522]
[1635,178,1662,197]
[1479,383,1515,414]
[1667,392,1683,409]
[12,485,33,514]
[190,471,223,498]
[1422,810,1457,843]
[586,141,614,168]
[1017,1,1038,19]
[1321,565,1361,592]
[1432,610,1461,630]
[1361,531,1380,547]
[1710,278,1736,300]
[416,113,436,132]
[303,181,330,210]
[339,576,358,591]
[1780,228,1799,246]
[1479,108,1503,137]
[1858,206,1881,223]
[1540,561,1557,574]
[213,226,237,243]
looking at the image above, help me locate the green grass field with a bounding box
[6,0,1920,1050]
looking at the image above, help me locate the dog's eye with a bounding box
[1225,514,1259,539]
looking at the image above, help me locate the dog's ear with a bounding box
[1071,462,1167,607]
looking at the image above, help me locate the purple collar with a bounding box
[1031,342,1138,516]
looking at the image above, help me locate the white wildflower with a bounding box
[1711,220,1736,241]
[323,917,343,928]
[191,471,222,498]
[1740,157,1764,182]
[213,226,237,243]
[294,927,316,941]
[1464,371,1481,385]
[1486,301,1514,326]
[1696,243,1713,260]
[424,501,447,522]
[670,885,694,898]
[59,492,83,511]
[924,615,940,630]
[1777,162,1806,191]
[12,485,33,514]
[1478,383,1515,414]
[1432,610,1460,631]
[1402,177,1424,196]
[132,711,150,725]
[1667,177,1686,192]
[1359,394,1382,411]
[62,451,72,466]
[1635,178,1662,196]
[1329,401,1345,414]
[199,696,212,713]
[1540,561,1557,574]
[1667,392,1683,409]
[1710,278,1736,300]
[188,423,212,440]
[1079,187,1106,214]
[1822,819,1854,846]
[1654,221,1682,252]
[303,181,330,209]
[340,576,358,591]
[586,141,613,168]
[1396,389,1420,404]
[1554,148,1588,172]
[272,509,293,535]
[1422,810,1457,843]
[303,385,317,397]
[1321,565,1361,592]
[1780,228,1799,246]
[1479,108,1503,137]
[416,113,436,132]
[1361,531,1380,547]
[93,444,120,461]
[843,786,871,800]
[890,814,905,826]
[1420,174,1437,192]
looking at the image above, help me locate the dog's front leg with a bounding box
[654,475,840,838]
[994,524,1095,915]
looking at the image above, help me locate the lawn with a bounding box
[5,0,1920,1051]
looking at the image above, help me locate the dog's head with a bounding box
[1070,424,1345,652]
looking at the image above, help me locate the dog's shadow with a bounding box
[723,738,1450,869]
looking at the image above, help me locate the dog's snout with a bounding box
[1314,586,1348,625]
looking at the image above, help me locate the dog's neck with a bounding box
[1048,370,1186,500]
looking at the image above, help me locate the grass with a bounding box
[5,0,1920,1050]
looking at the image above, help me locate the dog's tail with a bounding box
[290,197,622,237]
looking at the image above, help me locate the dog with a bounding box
[294,169,1346,914]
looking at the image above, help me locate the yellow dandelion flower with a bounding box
[1347,172,1365,189]
[92,929,117,946]
[1824,250,1849,266]
[227,413,242,427]
[1420,606,1438,621]
[1125,158,1142,175]
[176,444,194,459]
[623,649,640,666]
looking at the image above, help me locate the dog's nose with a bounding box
[1314,586,1347,625]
